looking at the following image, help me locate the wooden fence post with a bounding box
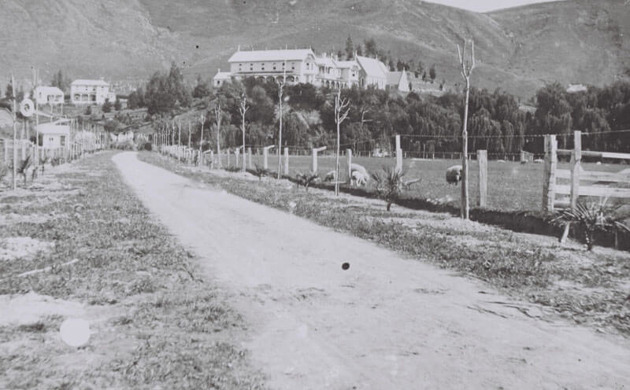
[347,148,352,182]
[312,147,326,173]
[263,145,275,170]
[570,130,581,211]
[284,147,289,176]
[477,150,487,208]
[542,135,558,212]
[395,135,402,172]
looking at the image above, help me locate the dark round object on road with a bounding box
[342,262,350,270]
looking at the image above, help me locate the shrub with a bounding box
[551,198,630,251]
[295,172,319,191]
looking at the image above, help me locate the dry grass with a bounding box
[141,151,630,337]
[0,152,266,389]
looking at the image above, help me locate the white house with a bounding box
[70,79,111,105]
[212,69,233,87]
[34,86,64,106]
[36,119,71,149]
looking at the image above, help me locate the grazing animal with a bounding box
[350,163,370,186]
[351,170,368,186]
[446,165,462,185]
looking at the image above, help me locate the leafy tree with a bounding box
[84,105,92,115]
[5,83,13,99]
[364,38,377,57]
[192,75,210,99]
[114,97,122,111]
[104,119,122,133]
[355,43,363,56]
[145,63,192,114]
[429,65,436,82]
[127,88,145,109]
[102,98,112,113]
[345,36,354,60]
[51,70,71,93]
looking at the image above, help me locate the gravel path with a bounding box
[114,152,630,390]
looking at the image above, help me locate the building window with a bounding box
[60,136,66,146]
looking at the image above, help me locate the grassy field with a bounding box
[0,152,265,389]
[222,153,628,212]
[142,151,630,337]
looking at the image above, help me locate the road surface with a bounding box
[114,152,630,390]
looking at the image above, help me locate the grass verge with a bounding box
[0,152,265,390]
[139,151,630,337]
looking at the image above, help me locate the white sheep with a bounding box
[350,163,370,186]
[351,170,369,186]
[446,165,462,185]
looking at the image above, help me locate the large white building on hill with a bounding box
[214,48,408,92]
[70,79,116,105]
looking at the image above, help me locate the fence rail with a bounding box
[543,131,630,212]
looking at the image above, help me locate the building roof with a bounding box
[71,79,109,87]
[356,56,389,79]
[37,122,70,135]
[35,86,64,95]
[567,84,587,93]
[228,49,315,63]
[386,71,404,86]
[336,60,359,69]
[213,71,232,81]
[315,56,337,68]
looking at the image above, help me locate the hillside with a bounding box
[0,0,627,100]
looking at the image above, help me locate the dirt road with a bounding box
[114,152,630,390]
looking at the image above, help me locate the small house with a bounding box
[34,86,65,106]
[36,119,71,149]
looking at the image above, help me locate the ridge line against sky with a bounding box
[423,0,566,12]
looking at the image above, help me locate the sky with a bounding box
[423,0,565,12]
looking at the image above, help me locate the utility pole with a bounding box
[188,121,191,149]
[11,75,17,190]
[239,91,249,172]
[457,39,475,220]
[334,88,350,196]
[277,59,287,179]
[215,102,222,168]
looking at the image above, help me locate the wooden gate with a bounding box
[543,131,630,212]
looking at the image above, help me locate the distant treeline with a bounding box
[132,64,630,157]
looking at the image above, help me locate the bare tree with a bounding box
[334,89,351,196]
[457,40,475,220]
[214,102,222,168]
[239,91,249,172]
[198,114,205,166]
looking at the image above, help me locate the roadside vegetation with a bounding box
[139,151,630,337]
[0,152,265,389]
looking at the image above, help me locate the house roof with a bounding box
[228,49,315,63]
[356,56,388,79]
[336,60,359,69]
[71,79,109,87]
[35,86,64,95]
[386,71,404,86]
[37,122,70,135]
[315,56,337,68]
[213,71,232,81]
